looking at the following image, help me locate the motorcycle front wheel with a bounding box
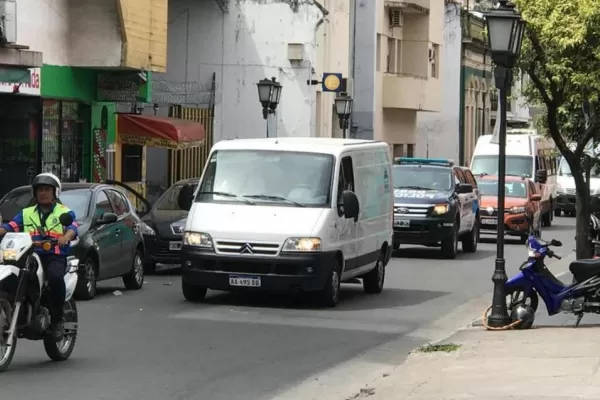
[44,299,77,361]
[0,292,16,372]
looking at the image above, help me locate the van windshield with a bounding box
[196,150,334,207]
[471,155,533,177]
[558,157,600,177]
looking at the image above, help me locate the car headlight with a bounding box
[509,206,526,214]
[2,249,17,261]
[282,237,322,252]
[140,222,156,236]
[183,231,213,248]
[433,204,449,215]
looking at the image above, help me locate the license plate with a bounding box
[394,219,410,227]
[481,218,497,225]
[229,275,261,287]
[169,241,182,251]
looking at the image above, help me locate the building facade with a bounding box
[415,2,461,160]
[0,0,167,197]
[353,0,443,157]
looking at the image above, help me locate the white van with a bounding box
[176,138,394,307]
[556,152,600,216]
[470,132,558,226]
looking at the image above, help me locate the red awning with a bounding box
[117,114,205,149]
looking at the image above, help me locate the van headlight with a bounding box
[433,204,449,215]
[282,237,322,252]
[183,232,213,249]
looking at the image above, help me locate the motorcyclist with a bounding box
[0,173,78,341]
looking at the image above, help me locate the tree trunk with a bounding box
[574,165,592,259]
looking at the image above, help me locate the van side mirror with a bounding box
[457,183,473,194]
[178,185,195,211]
[339,190,359,222]
[535,169,547,184]
[531,194,541,201]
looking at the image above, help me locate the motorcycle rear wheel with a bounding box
[506,286,538,329]
[0,293,16,372]
[44,299,77,361]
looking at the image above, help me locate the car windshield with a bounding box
[471,155,533,177]
[558,157,600,177]
[0,189,33,220]
[477,180,528,198]
[196,150,334,207]
[59,189,91,218]
[156,183,197,210]
[392,165,452,191]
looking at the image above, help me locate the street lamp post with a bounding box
[257,77,282,137]
[485,0,525,328]
[334,92,354,138]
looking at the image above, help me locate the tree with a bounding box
[512,0,600,258]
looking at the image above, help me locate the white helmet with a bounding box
[31,172,62,199]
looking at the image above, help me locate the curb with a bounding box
[471,251,576,327]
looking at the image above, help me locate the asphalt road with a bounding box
[2,217,576,400]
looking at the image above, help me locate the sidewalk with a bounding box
[359,325,600,400]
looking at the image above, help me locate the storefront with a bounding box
[0,67,43,197]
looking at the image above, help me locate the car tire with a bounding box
[520,234,528,244]
[554,208,562,217]
[363,250,385,294]
[75,256,97,301]
[123,250,144,290]
[441,224,459,259]
[319,258,342,307]
[182,279,207,302]
[462,218,479,253]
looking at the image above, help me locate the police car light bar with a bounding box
[394,157,454,167]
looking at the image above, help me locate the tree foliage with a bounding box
[512,0,600,257]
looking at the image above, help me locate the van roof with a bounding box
[210,137,387,156]
[473,133,555,156]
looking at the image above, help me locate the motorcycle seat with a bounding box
[569,258,600,282]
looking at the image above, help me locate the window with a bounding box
[121,144,143,182]
[94,191,113,217]
[478,180,528,198]
[337,156,355,206]
[106,189,129,216]
[156,184,197,210]
[406,144,415,158]
[462,169,478,188]
[60,189,91,219]
[430,44,439,78]
[396,41,402,73]
[471,155,533,177]
[387,37,396,73]
[0,189,34,220]
[197,150,334,207]
[393,166,452,191]
[376,34,381,72]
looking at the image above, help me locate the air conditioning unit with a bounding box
[389,8,403,28]
[0,0,16,44]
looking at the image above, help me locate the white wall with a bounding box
[68,0,122,67]
[415,5,461,160]
[155,0,327,142]
[17,0,70,65]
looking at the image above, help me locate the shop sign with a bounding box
[0,68,41,95]
[120,134,203,150]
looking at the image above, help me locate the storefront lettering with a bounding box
[120,134,203,150]
[0,68,41,95]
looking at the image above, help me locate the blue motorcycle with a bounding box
[505,234,600,329]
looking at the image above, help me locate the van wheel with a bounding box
[363,251,385,294]
[441,225,458,259]
[319,259,341,307]
[462,218,479,253]
[182,279,207,302]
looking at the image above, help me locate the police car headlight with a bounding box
[2,249,17,261]
[140,222,156,236]
[282,237,322,252]
[509,206,526,214]
[433,204,449,215]
[183,232,213,248]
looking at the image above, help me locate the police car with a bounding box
[392,158,480,259]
